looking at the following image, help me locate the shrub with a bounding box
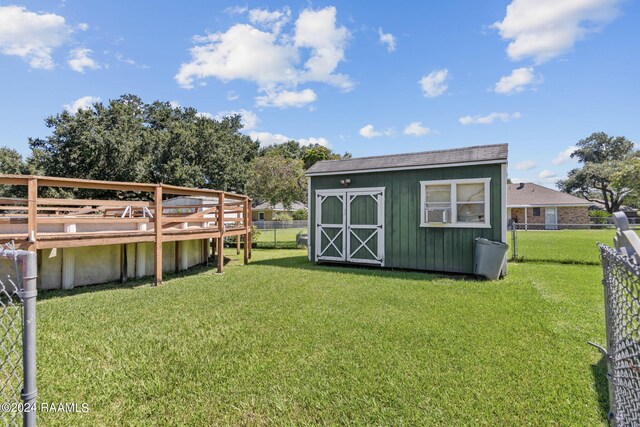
[589,209,611,224]
[292,209,308,220]
[274,213,293,221]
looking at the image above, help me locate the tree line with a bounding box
[0,94,349,205]
[1,94,637,212]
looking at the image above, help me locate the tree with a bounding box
[28,94,259,198]
[301,145,349,169]
[613,154,640,207]
[258,140,351,169]
[557,132,636,213]
[246,156,306,208]
[0,147,29,197]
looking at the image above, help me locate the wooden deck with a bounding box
[0,174,252,284]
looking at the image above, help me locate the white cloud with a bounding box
[378,28,396,52]
[294,7,352,90]
[403,122,432,136]
[359,124,394,138]
[494,67,541,94]
[169,100,181,109]
[226,90,239,101]
[359,124,381,138]
[492,0,620,64]
[68,48,99,73]
[225,5,248,15]
[77,23,89,31]
[214,109,258,130]
[514,160,537,170]
[255,88,317,108]
[175,24,296,89]
[459,112,521,125]
[538,169,557,179]
[419,69,448,97]
[552,145,578,165]
[0,5,72,69]
[64,96,100,114]
[248,7,291,34]
[175,6,351,108]
[249,131,329,147]
[114,52,148,69]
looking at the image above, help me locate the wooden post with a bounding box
[236,234,241,255]
[217,192,225,273]
[27,178,37,251]
[243,198,249,264]
[154,185,163,285]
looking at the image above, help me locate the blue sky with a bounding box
[0,0,638,187]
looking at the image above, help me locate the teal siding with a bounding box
[309,164,504,274]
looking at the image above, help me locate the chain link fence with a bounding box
[252,220,308,249]
[0,244,37,427]
[508,223,640,265]
[592,244,640,426]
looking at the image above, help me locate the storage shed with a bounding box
[305,144,508,274]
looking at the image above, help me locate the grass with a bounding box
[34,249,608,425]
[511,228,618,265]
[253,228,307,249]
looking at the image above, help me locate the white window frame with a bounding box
[419,178,491,228]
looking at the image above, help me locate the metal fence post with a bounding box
[511,224,518,261]
[21,251,37,427]
[600,251,617,424]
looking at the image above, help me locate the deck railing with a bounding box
[0,174,252,283]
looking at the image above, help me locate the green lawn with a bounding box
[35,249,608,425]
[253,227,307,249]
[511,228,618,265]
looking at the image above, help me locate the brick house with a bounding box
[507,183,591,229]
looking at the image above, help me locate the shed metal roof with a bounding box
[305,143,508,176]
[507,183,591,207]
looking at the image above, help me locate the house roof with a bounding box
[253,201,307,211]
[305,144,508,176]
[507,183,592,207]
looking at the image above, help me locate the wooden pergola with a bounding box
[0,174,252,285]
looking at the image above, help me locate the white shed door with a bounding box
[316,188,385,266]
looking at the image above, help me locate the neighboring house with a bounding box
[252,201,307,221]
[507,183,591,229]
[305,144,508,275]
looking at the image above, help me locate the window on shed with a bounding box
[532,207,541,217]
[420,178,491,228]
[259,212,265,220]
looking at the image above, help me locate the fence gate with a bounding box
[0,245,37,427]
[593,244,640,426]
[316,188,384,266]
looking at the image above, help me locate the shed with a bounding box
[305,143,508,274]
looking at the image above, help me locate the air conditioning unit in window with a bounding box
[425,208,451,223]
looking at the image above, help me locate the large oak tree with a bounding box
[557,132,636,212]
